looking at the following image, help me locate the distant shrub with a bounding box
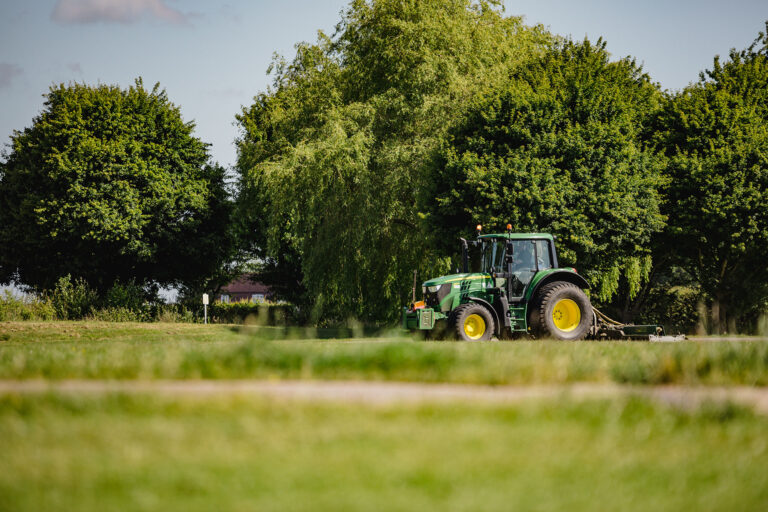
[638,285,702,334]
[154,304,196,323]
[4,278,294,324]
[209,302,293,325]
[0,290,56,321]
[46,275,99,320]
[88,307,145,322]
[104,281,146,311]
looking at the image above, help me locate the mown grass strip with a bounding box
[1,322,768,386]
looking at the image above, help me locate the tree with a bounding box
[235,0,551,323]
[652,23,768,332]
[0,79,234,293]
[422,38,665,301]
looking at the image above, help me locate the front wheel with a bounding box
[529,282,592,340]
[451,303,495,342]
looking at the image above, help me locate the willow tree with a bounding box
[422,39,665,302]
[235,0,550,322]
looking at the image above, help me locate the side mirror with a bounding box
[505,241,514,261]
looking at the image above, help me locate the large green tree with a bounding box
[236,0,550,322]
[652,24,768,332]
[422,39,665,301]
[0,80,234,293]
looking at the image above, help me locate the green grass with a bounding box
[0,393,766,512]
[1,322,768,386]
[2,322,767,510]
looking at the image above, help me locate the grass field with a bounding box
[1,322,768,386]
[2,321,768,511]
[1,393,767,512]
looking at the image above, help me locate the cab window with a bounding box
[535,240,552,270]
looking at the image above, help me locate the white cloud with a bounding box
[52,0,189,25]
[0,63,23,89]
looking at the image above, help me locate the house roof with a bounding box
[220,275,271,294]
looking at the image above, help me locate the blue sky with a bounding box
[1,0,766,169]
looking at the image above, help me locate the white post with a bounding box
[202,293,209,324]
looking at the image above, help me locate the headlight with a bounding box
[427,285,441,293]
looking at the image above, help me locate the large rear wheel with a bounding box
[529,282,591,340]
[451,303,495,342]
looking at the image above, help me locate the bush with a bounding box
[154,304,196,323]
[209,302,293,325]
[0,290,56,321]
[2,277,202,323]
[638,285,702,334]
[46,275,99,320]
[104,281,146,311]
[87,307,145,322]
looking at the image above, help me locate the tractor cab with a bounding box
[475,234,557,302]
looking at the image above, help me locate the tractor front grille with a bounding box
[424,284,452,312]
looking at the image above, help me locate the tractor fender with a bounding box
[467,297,501,336]
[526,270,590,304]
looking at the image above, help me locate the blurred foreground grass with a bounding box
[1,322,768,386]
[0,393,766,512]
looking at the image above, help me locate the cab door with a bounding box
[508,239,553,300]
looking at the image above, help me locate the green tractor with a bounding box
[402,226,675,341]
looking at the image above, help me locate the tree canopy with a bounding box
[652,23,768,331]
[422,39,665,300]
[0,79,234,293]
[235,0,551,322]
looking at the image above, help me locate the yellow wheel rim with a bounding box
[552,299,581,332]
[463,314,486,340]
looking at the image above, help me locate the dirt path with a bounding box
[2,379,768,413]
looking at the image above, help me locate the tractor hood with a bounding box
[422,273,491,288]
[419,272,495,313]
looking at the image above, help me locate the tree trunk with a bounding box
[712,294,728,335]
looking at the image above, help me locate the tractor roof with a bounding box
[478,232,554,241]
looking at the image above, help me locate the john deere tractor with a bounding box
[402,226,675,341]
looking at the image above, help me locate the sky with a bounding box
[0,0,766,170]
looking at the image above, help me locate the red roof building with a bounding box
[218,276,272,303]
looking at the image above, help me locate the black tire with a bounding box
[529,282,591,341]
[451,303,495,342]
